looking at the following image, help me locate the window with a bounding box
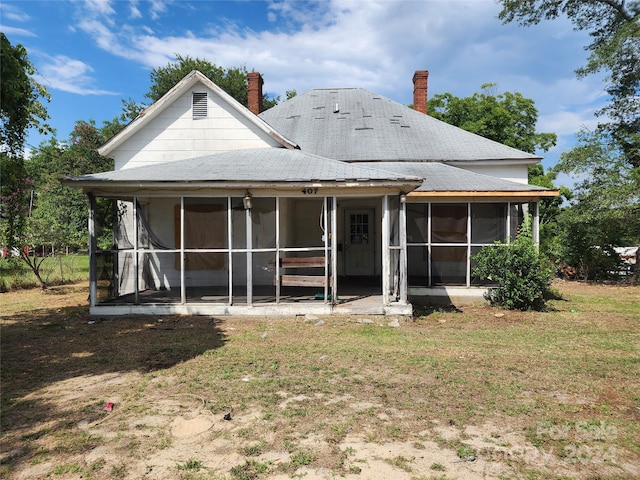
[192,92,207,118]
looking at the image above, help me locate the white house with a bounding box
[64,70,557,316]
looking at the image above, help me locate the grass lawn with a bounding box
[0,254,89,291]
[0,281,638,479]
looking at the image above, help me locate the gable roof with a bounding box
[260,88,542,164]
[98,70,298,157]
[64,148,423,191]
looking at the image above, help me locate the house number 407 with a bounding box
[301,187,318,194]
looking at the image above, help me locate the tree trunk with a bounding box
[21,253,47,290]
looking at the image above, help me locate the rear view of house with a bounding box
[65,70,557,316]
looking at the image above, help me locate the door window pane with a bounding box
[350,213,369,244]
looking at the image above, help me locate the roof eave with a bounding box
[408,189,560,198]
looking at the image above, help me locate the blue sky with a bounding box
[1,0,607,183]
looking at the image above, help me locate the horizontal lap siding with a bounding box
[113,88,279,170]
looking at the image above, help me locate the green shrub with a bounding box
[473,216,553,311]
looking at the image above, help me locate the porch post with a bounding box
[246,204,253,305]
[323,196,329,304]
[506,202,512,242]
[382,195,390,305]
[133,196,139,304]
[427,202,432,287]
[331,196,337,304]
[533,201,540,247]
[88,193,97,308]
[466,202,471,288]
[399,195,407,304]
[275,196,280,304]
[180,197,186,304]
[227,197,233,304]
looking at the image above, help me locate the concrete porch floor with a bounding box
[92,277,413,316]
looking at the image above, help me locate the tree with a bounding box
[428,85,561,258]
[497,0,640,168]
[554,128,640,280]
[146,54,278,109]
[528,164,572,262]
[0,34,51,261]
[428,83,557,154]
[23,122,114,288]
[0,33,52,156]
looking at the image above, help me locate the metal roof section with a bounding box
[64,148,424,186]
[260,88,542,164]
[98,70,298,156]
[362,162,557,194]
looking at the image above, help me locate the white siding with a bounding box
[112,87,281,170]
[455,164,530,184]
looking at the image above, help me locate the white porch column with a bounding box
[246,205,253,305]
[399,195,407,304]
[180,197,186,304]
[323,196,329,304]
[533,201,540,247]
[133,197,139,304]
[382,195,390,305]
[331,196,337,304]
[88,193,97,308]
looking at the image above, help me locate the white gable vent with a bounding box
[192,92,208,118]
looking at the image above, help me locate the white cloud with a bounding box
[0,25,36,37]
[149,0,171,21]
[129,0,142,19]
[0,2,30,22]
[36,55,119,96]
[63,0,608,148]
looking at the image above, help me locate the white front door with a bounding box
[344,208,375,276]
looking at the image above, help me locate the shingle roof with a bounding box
[260,88,541,163]
[362,162,550,192]
[64,148,423,185]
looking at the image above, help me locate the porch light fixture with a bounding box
[243,191,253,210]
[400,194,407,203]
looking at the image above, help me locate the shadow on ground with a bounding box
[1,302,225,469]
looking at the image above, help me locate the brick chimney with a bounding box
[412,70,429,114]
[247,71,264,115]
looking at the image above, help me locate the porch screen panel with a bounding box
[471,203,507,244]
[280,198,325,248]
[407,203,429,286]
[251,198,276,249]
[252,251,277,302]
[139,251,182,300]
[407,247,429,285]
[250,198,277,300]
[175,198,227,270]
[112,200,136,300]
[407,204,428,243]
[231,252,248,303]
[510,203,527,239]
[431,204,467,243]
[431,246,467,285]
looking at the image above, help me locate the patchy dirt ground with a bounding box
[1,282,639,479]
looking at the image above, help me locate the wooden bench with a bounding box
[277,256,330,287]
